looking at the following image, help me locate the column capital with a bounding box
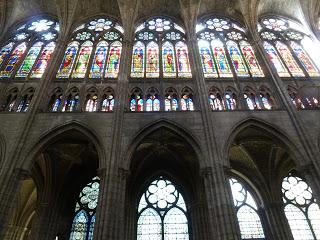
[118,167,130,180]
[97,168,107,178]
[200,167,213,178]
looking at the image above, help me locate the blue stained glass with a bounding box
[90,41,108,78]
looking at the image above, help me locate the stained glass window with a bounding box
[72,41,93,78]
[70,176,100,240]
[209,88,224,111]
[62,88,79,112]
[0,18,59,79]
[146,42,159,78]
[259,17,320,78]
[131,41,145,78]
[2,88,18,112]
[48,89,63,112]
[165,88,178,111]
[229,178,265,239]
[131,17,191,78]
[225,90,237,110]
[58,18,123,80]
[85,94,98,112]
[282,172,320,240]
[16,88,34,112]
[197,17,264,78]
[130,88,144,112]
[137,176,189,240]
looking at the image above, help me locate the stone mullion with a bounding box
[253,38,320,171]
[264,201,294,240]
[202,167,241,240]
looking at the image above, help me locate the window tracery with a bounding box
[137,176,189,240]
[282,172,320,240]
[0,18,59,79]
[259,17,320,78]
[85,88,98,112]
[62,88,80,112]
[57,18,123,79]
[164,88,178,111]
[16,88,34,112]
[1,88,19,111]
[100,88,114,112]
[197,17,264,79]
[69,176,100,240]
[181,87,194,111]
[48,88,63,112]
[229,178,265,239]
[131,17,192,78]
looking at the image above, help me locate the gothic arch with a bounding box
[224,118,304,166]
[21,121,106,170]
[123,119,204,170]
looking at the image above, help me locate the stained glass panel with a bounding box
[240,41,264,77]
[198,40,217,78]
[57,42,79,78]
[211,39,233,77]
[69,210,88,240]
[137,208,162,240]
[291,42,319,77]
[0,42,27,77]
[263,42,290,77]
[131,41,145,78]
[72,41,93,78]
[105,41,122,78]
[175,41,192,78]
[89,41,108,78]
[16,42,43,77]
[0,43,14,67]
[164,208,189,240]
[146,41,159,78]
[30,42,56,78]
[226,41,249,77]
[275,41,304,77]
[162,41,176,78]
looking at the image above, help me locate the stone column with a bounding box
[263,200,294,240]
[298,163,320,203]
[189,201,211,240]
[0,168,29,239]
[94,168,129,239]
[201,166,241,240]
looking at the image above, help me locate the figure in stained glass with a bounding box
[0,43,14,67]
[72,42,93,78]
[176,42,192,77]
[131,42,145,77]
[199,45,217,77]
[30,42,56,78]
[240,43,264,77]
[105,42,122,78]
[211,40,232,77]
[263,42,290,77]
[162,42,175,77]
[146,42,159,77]
[227,42,249,77]
[0,43,27,77]
[90,42,108,78]
[17,42,43,77]
[291,42,319,77]
[276,42,304,77]
[57,42,79,78]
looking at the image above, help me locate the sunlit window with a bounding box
[137,176,189,240]
[229,178,265,239]
[70,176,100,240]
[282,172,320,240]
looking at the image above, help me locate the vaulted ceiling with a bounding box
[0,0,319,37]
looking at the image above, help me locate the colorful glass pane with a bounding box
[89,41,108,78]
[137,99,143,111]
[30,42,56,78]
[162,41,176,78]
[105,41,122,78]
[211,40,233,77]
[240,41,264,77]
[131,41,145,78]
[0,42,27,78]
[226,41,249,77]
[176,41,192,78]
[275,41,304,77]
[69,210,88,240]
[291,42,319,77]
[146,41,159,78]
[130,99,136,111]
[0,43,14,67]
[198,40,217,78]
[154,98,160,111]
[57,42,79,78]
[146,98,153,111]
[72,41,93,78]
[16,42,43,77]
[263,42,290,77]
